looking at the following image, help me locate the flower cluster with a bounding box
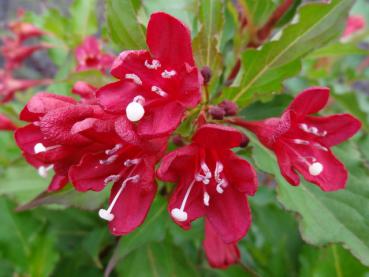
[15,12,361,269]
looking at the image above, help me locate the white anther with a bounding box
[214,162,227,194]
[309,162,324,176]
[144,59,161,69]
[37,164,53,178]
[105,144,123,156]
[151,86,168,97]
[313,143,328,152]
[299,123,327,137]
[126,96,145,122]
[34,143,46,154]
[99,154,118,165]
[195,162,212,184]
[171,208,188,222]
[293,139,310,145]
[99,175,140,222]
[203,191,210,206]
[161,70,176,78]
[125,73,142,85]
[216,185,224,194]
[104,174,120,184]
[124,158,141,167]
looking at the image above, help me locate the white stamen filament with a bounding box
[124,158,141,167]
[203,191,210,206]
[126,95,145,122]
[299,156,324,176]
[161,70,176,78]
[104,174,120,185]
[34,143,60,154]
[105,144,123,156]
[125,73,142,85]
[313,143,328,152]
[299,123,327,137]
[99,175,140,221]
[171,179,196,222]
[38,164,54,178]
[144,59,161,69]
[99,154,118,165]
[151,86,168,97]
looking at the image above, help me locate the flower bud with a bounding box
[172,135,185,147]
[201,66,212,85]
[239,134,250,148]
[209,106,226,120]
[219,100,238,116]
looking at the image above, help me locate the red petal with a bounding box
[223,152,258,195]
[147,12,195,67]
[15,124,44,154]
[0,114,16,130]
[287,87,330,115]
[97,81,141,114]
[206,187,251,243]
[157,145,198,182]
[109,180,157,235]
[304,114,361,147]
[110,50,151,79]
[193,124,243,149]
[114,116,141,145]
[137,102,184,138]
[20,92,76,122]
[274,146,300,186]
[203,220,240,269]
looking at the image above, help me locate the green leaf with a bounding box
[242,0,280,27]
[105,0,146,50]
[225,0,354,106]
[70,0,98,41]
[116,239,199,277]
[250,135,369,267]
[192,0,225,83]
[309,42,369,58]
[299,244,369,277]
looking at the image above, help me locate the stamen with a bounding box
[144,59,161,69]
[195,162,212,184]
[124,158,141,167]
[34,143,60,154]
[125,73,142,85]
[293,139,310,145]
[299,123,327,137]
[126,95,145,122]
[104,174,120,184]
[214,162,227,194]
[161,70,176,78]
[151,86,168,97]
[171,179,196,222]
[37,164,54,178]
[313,143,328,152]
[105,144,123,156]
[203,191,210,206]
[99,175,140,221]
[99,154,118,165]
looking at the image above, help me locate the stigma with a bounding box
[126,95,145,122]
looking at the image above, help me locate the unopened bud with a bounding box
[240,134,250,148]
[172,135,185,147]
[209,106,226,120]
[200,66,212,85]
[219,100,238,116]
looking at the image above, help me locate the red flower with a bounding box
[232,87,361,191]
[0,70,51,102]
[69,137,167,235]
[72,81,97,104]
[96,12,201,139]
[8,21,44,42]
[157,124,257,243]
[0,114,16,131]
[75,36,114,72]
[15,92,109,191]
[203,220,240,269]
[343,15,365,38]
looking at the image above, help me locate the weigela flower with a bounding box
[69,137,167,235]
[75,36,114,72]
[0,70,50,102]
[232,87,361,191]
[15,92,110,191]
[8,21,44,42]
[343,15,365,38]
[157,124,257,243]
[72,81,97,104]
[97,12,201,139]
[0,114,16,131]
[203,220,240,269]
